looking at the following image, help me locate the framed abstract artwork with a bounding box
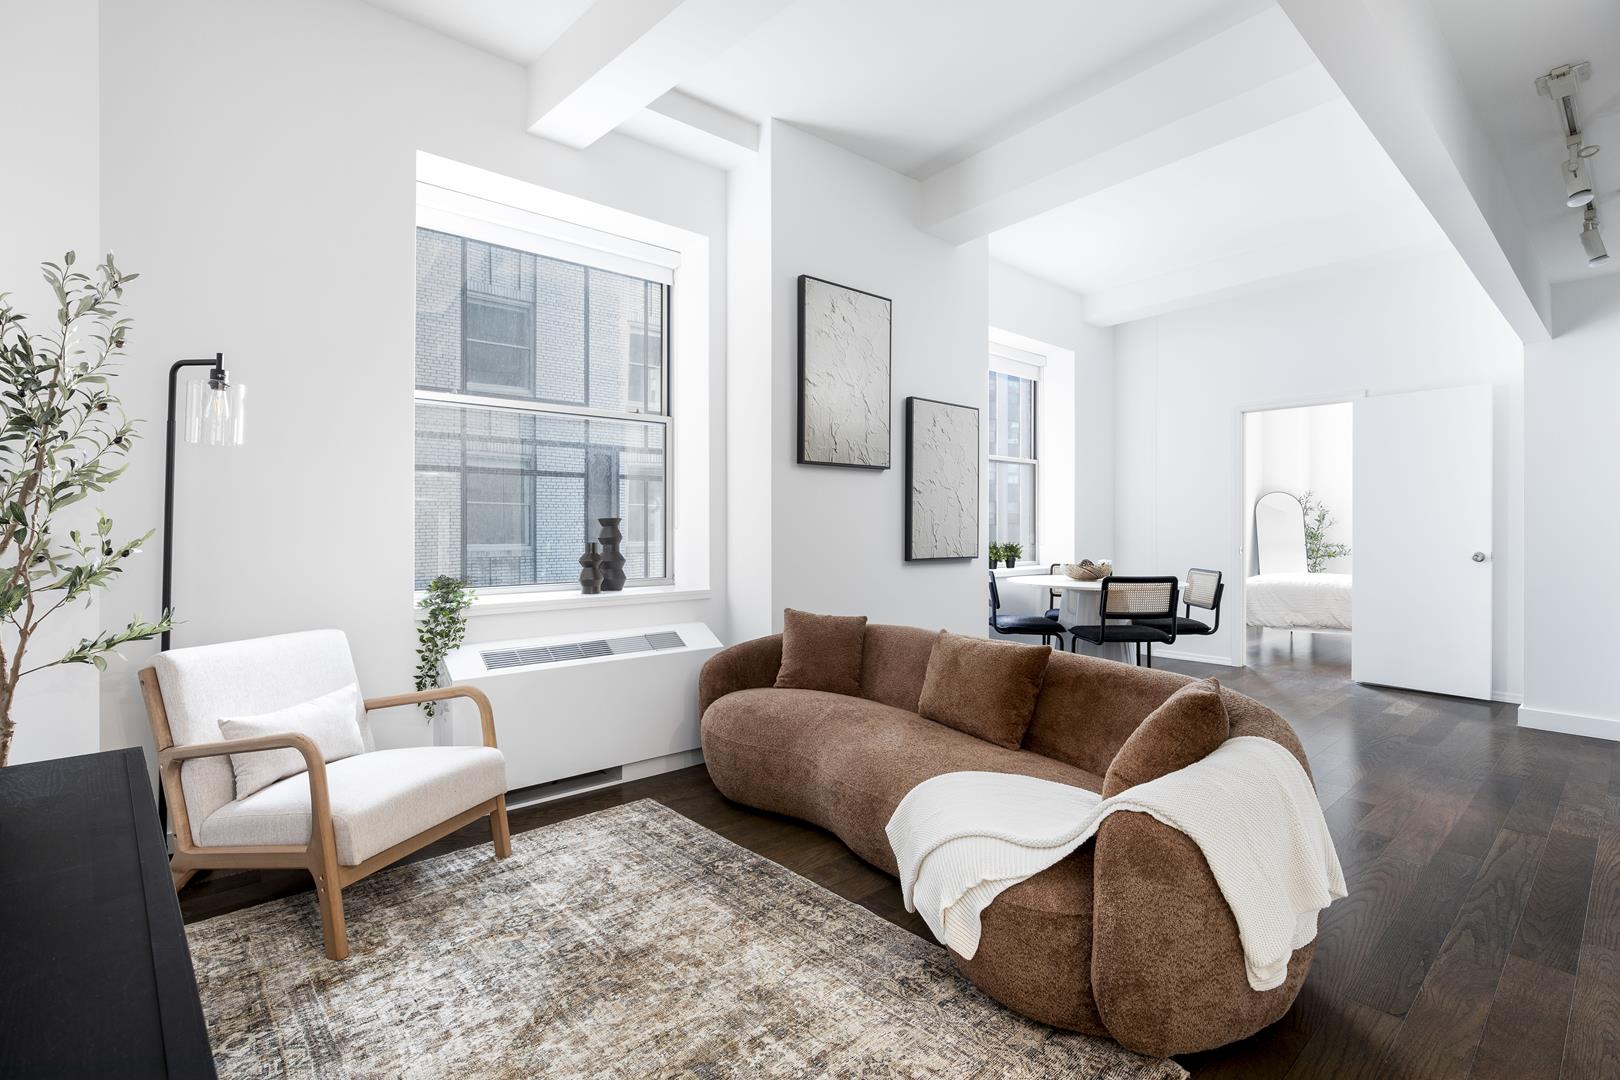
[797,275,892,469]
[904,396,980,562]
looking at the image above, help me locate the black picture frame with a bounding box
[797,274,893,469]
[904,396,980,562]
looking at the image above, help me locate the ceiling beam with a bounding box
[1278,0,1551,342]
[1077,195,1446,325]
[921,7,1338,244]
[527,0,793,149]
[617,89,760,170]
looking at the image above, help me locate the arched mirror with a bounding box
[1255,491,1307,575]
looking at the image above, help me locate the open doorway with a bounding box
[1240,402,1353,673]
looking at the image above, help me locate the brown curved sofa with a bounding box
[699,623,1316,1057]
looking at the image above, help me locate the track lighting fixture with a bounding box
[1564,148,1595,208]
[1538,62,1607,268]
[1582,206,1609,267]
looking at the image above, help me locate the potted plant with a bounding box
[415,575,474,720]
[988,542,1005,569]
[1300,491,1351,573]
[0,253,172,767]
[1003,542,1024,568]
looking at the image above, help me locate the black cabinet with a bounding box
[0,747,215,1078]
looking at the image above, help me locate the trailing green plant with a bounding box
[0,253,172,766]
[1300,490,1351,573]
[1002,542,1024,565]
[414,575,474,719]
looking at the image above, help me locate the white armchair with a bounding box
[139,629,510,960]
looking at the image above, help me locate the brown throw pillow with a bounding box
[1102,677,1230,797]
[916,632,1052,749]
[774,609,868,696]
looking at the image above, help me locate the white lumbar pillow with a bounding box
[219,683,365,800]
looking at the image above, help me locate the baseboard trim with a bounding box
[1154,649,1236,667]
[1517,705,1620,742]
[1491,691,1523,705]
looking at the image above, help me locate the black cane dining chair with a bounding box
[1132,568,1223,639]
[1067,575,1179,667]
[989,572,1066,649]
[1046,563,1064,621]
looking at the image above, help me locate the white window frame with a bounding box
[988,342,1043,564]
[416,185,677,594]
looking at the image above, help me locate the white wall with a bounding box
[92,0,731,760]
[989,261,1116,563]
[728,121,989,637]
[1243,403,1353,575]
[1114,247,1524,697]
[1521,275,1620,739]
[0,0,103,761]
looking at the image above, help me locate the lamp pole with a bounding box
[162,354,226,650]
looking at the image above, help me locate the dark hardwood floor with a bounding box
[180,633,1619,1079]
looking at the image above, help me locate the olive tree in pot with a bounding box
[0,254,172,766]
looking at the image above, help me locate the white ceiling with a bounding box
[365,0,1274,180]
[360,0,594,65]
[989,98,1445,321]
[1427,0,1620,284]
[680,0,1271,178]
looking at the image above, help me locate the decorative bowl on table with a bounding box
[1065,559,1112,580]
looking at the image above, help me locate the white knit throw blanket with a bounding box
[886,736,1347,991]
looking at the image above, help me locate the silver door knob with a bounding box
[1472,551,1487,563]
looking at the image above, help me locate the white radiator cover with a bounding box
[440,621,722,792]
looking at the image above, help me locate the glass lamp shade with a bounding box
[184,377,246,446]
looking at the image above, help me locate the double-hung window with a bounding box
[414,194,673,592]
[987,348,1039,562]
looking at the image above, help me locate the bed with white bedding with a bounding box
[1245,572,1352,631]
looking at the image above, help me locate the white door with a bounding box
[1352,385,1493,699]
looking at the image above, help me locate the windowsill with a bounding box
[993,564,1049,578]
[414,584,712,619]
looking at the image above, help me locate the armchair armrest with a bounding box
[158,733,334,853]
[364,684,498,749]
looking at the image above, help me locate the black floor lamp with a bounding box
[163,354,245,650]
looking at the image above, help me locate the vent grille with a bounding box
[480,630,687,672]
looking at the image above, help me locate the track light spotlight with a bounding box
[1565,151,1595,207]
[1582,206,1610,268]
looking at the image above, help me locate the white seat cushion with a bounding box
[198,746,507,866]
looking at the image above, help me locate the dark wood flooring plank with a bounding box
[1511,831,1599,975]
[1584,830,1620,955]
[1441,775,1523,860]
[1349,848,1482,1016]
[1548,779,1610,841]
[1470,953,1576,1080]
[1503,758,1579,837]
[1280,999,1402,1080]
[1562,945,1620,1080]
[1376,828,1543,1079]
[1380,782,1479,867]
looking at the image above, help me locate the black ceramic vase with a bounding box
[597,517,627,591]
[578,542,602,595]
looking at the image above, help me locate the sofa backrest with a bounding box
[857,624,938,711]
[852,626,1306,780]
[1026,649,1308,777]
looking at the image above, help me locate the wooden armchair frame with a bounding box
[140,672,511,960]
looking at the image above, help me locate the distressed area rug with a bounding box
[187,800,1185,1080]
